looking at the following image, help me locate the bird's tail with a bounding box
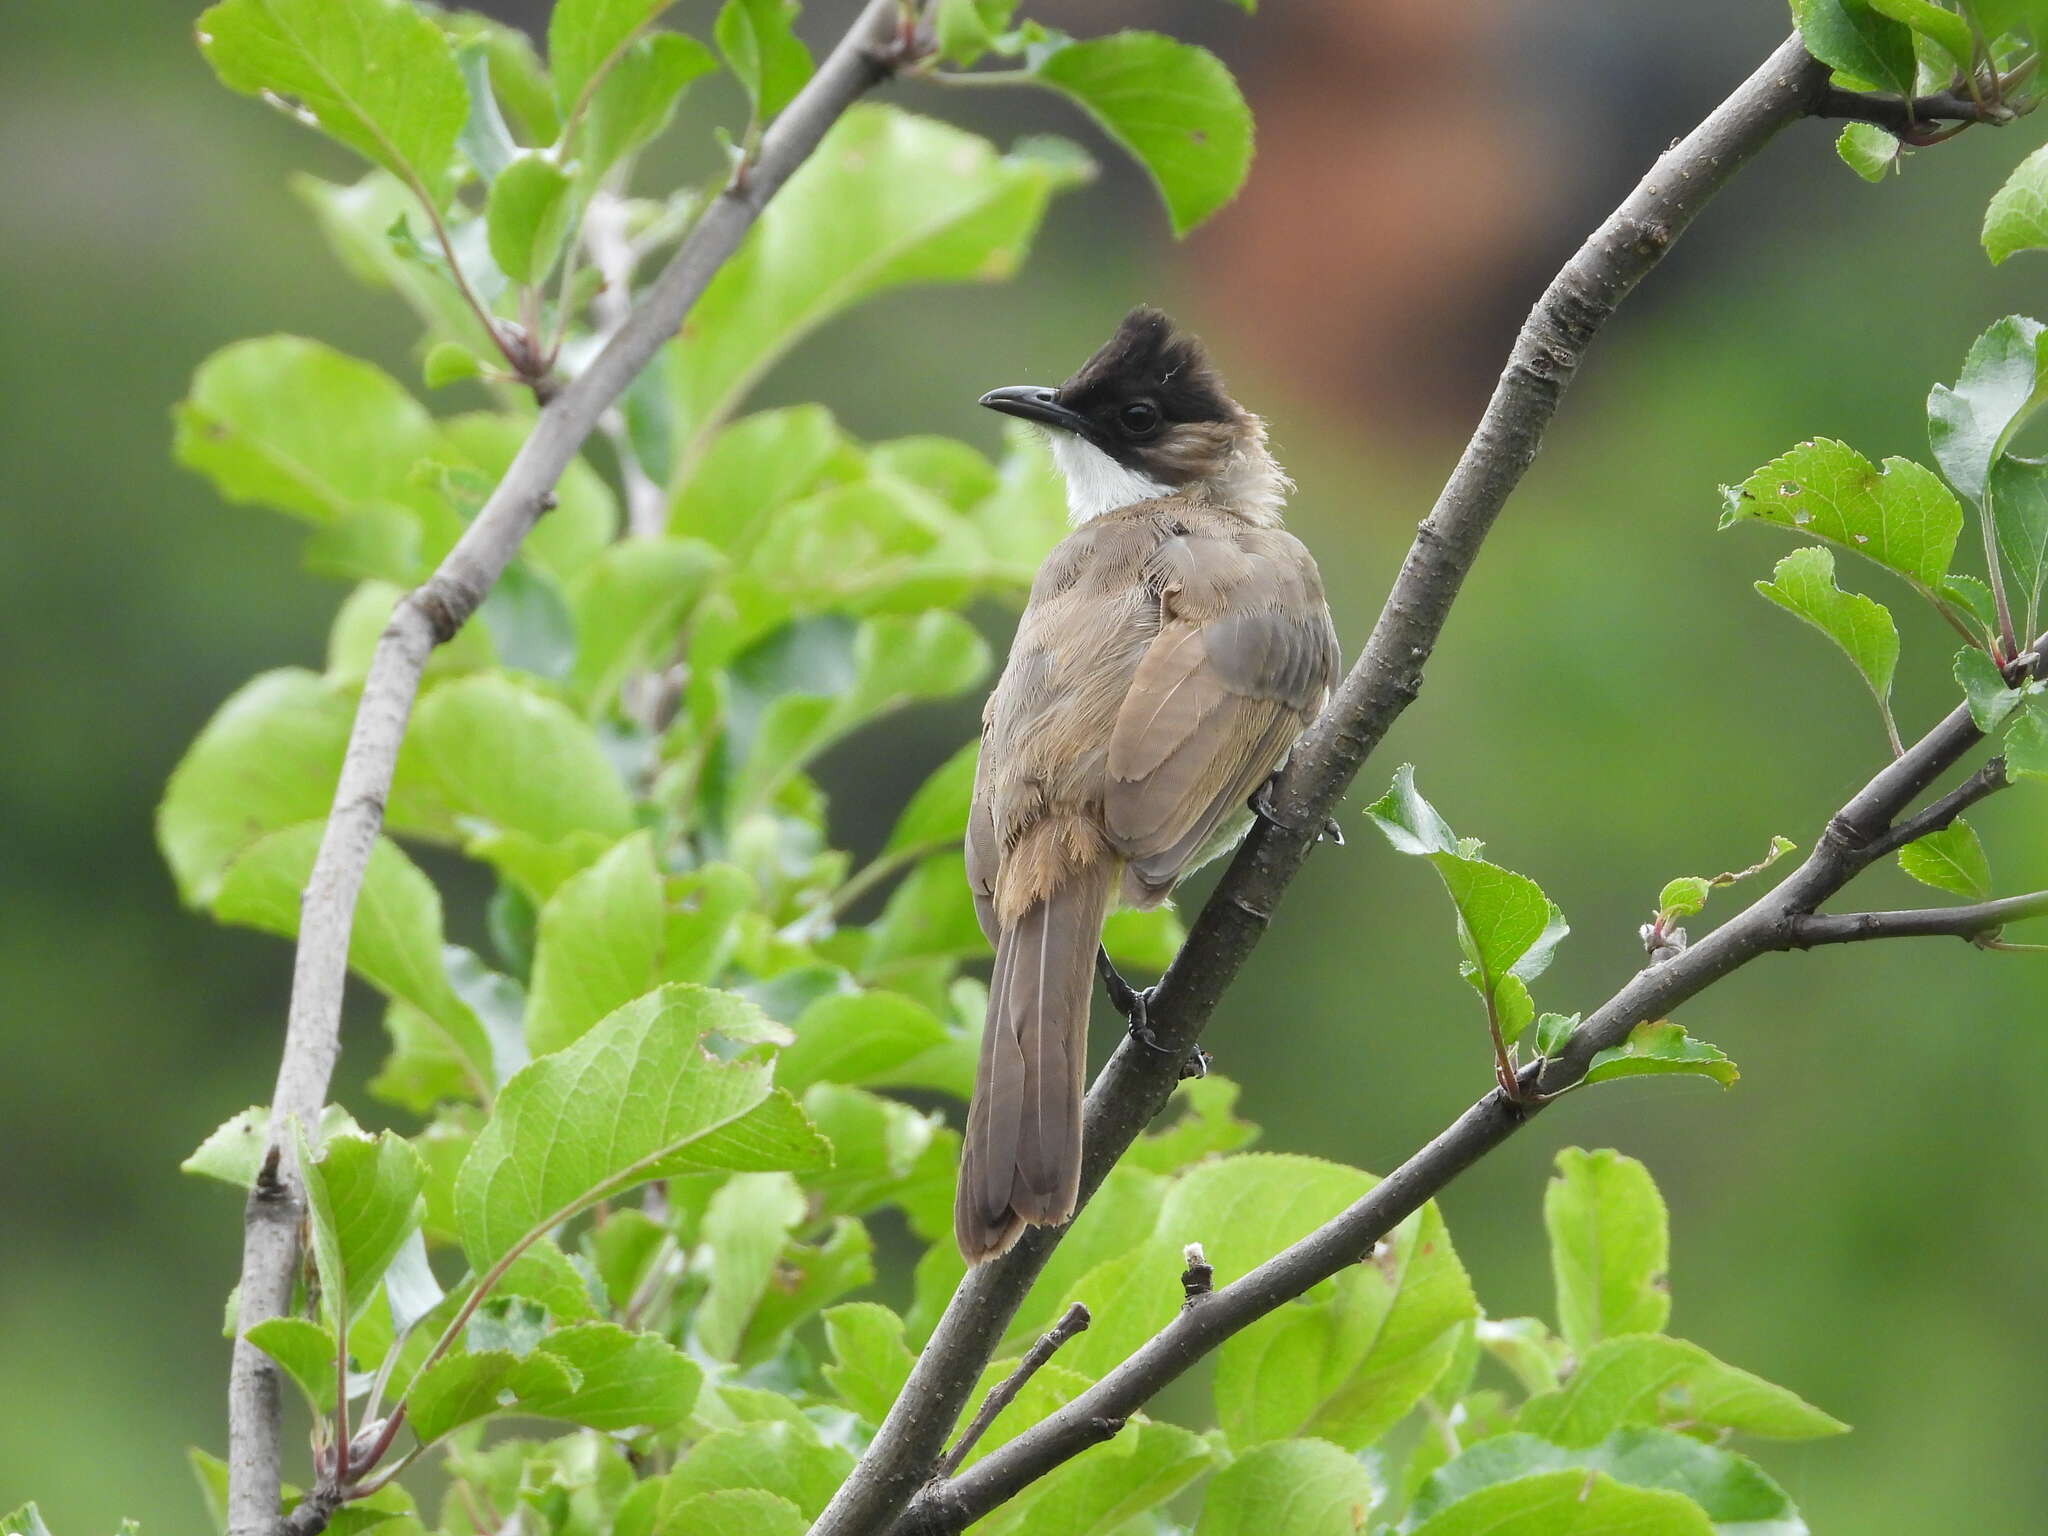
[955,848,1115,1264]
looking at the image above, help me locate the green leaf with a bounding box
[1955,644,2025,731]
[550,0,676,111]
[740,1216,875,1359]
[617,1488,807,1536]
[422,339,484,389]
[197,0,467,202]
[1657,877,1712,920]
[1517,1334,1848,1446]
[158,669,352,906]
[822,1303,916,1424]
[485,152,575,284]
[517,1321,703,1431]
[1476,1317,1568,1396]
[1414,1429,1805,1533]
[434,413,620,582]
[776,990,953,1092]
[1533,1012,1579,1058]
[1214,1191,1477,1451]
[175,337,450,559]
[1191,1438,1377,1536]
[395,673,635,846]
[935,0,1016,66]
[1124,1075,1260,1175]
[1754,545,1898,714]
[1790,0,1918,94]
[669,405,856,547]
[1985,141,2048,263]
[1868,0,1977,64]
[183,1103,360,1188]
[1101,906,1188,972]
[1365,767,1558,995]
[663,105,1080,453]
[1030,33,1252,236]
[0,1506,54,1536]
[1835,121,1900,181]
[299,1127,427,1325]
[1928,315,2048,508]
[406,1347,578,1444]
[715,0,813,122]
[1545,1148,1670,1356]
[245,1317,339,1414]
[1722,438,1961,590]
[578,31,719,184]
[1412,1468,1714,1535]
[211,825,491,1097]
[524,834,753,1055]
[880,740,981,861]
[1899,817,1993,898]
[454,984,824,1271]
[863,852,990,973]
[695,1172,807,1360]
[1989,454,2048,630]
[567,537,723,707]
[726,612,991,821]
[1584,1023,1739,1089]
[651,1420,854,1520]
[987,1419,1214,1536]
[456,42,519,182]
[2006,693,2048,779]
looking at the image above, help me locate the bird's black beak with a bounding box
[979,385,1094,439]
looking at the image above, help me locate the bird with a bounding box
[955,307,1340,1263]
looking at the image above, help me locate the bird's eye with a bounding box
[1118,400,1162,437]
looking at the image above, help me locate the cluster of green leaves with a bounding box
[1795,1,2048,182]
[1722,312,2048,899]
[147,0,1279,1528]
[1366,768,1740,1092]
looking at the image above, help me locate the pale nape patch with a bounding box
[1048,433,1174,524]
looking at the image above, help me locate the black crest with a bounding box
[1058,307,1235,426]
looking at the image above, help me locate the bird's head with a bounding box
[979,306,1290,526]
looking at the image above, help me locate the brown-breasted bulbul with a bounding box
[955,307,1340,1263]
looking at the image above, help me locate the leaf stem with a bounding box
[1981,494,2020,660]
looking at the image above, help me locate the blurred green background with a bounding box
[3,0,2045,1529]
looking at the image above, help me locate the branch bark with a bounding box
[1787,890,2048,946]
[908,653,2034,1531]
[811,32,1835,1536]
[222,6,910,1531]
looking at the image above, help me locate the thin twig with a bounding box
[222,6,913,1532]
[936,1303,1091,1479]
[811,34,1835,1536]
[1785,891,2048,946]
[1862,758,2008,860]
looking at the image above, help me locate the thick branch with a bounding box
[222,6,910,1533]
[814,33,1832,1536]
[910,656,2013,1530]
[1787,891,2048,946]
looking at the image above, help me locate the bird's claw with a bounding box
[1249,775,1343,844]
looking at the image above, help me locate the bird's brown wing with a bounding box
[965,732,1001,948]
[1104,541,1337,889]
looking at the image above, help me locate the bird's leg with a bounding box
[1096,947,1210,1081]
[1096,946,1160,1048]
[1249,771,1343,845]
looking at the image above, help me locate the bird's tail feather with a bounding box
[955,855,1114,1264]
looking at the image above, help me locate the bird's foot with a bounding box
[1249,773,1343,845]
[1097,947,1208,1079]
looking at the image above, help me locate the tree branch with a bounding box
[811,33,1835,1536]
[907,656,2026,1530]
[221,6,913,1532]
[937,1302,1091,1478]
[1813,82,2021,138]
[1862,757,2008,860]
[1786,891,2048,946]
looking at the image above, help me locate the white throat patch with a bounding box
[1048,433,1173,524]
